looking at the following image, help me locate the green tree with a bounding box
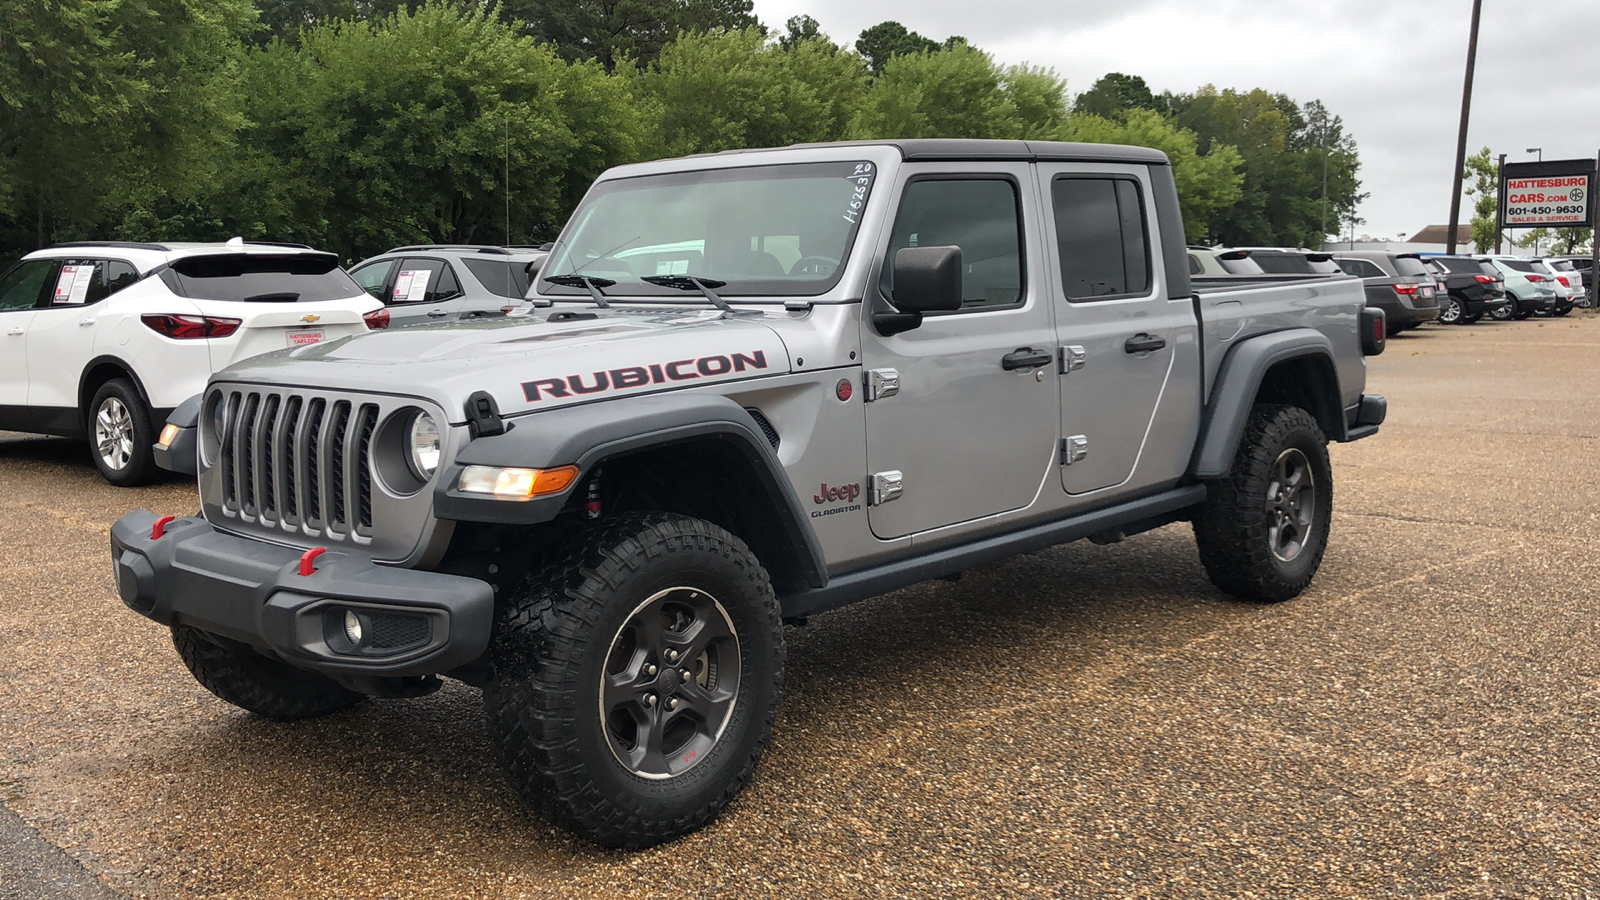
[853,44,1068,141]
[1073,73,1166,119]
[252,0,412,44]
[777,14,822,50]
[223,2,647,258]
[1462,147,1498,253]
[631,27,867,157]
[854,20,938,75]
[0,0,256,253]
[1062,109,1244,242]
[499,0,760,71]
[1552,227,1591,255]
[1515,227,1553,254]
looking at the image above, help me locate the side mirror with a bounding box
[875,245,963,336]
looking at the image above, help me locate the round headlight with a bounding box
[408,411,440,478]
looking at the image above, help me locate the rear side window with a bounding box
[166,254,364,302]
[46,258,140,307]
[462,258,534,299]
[1335,258,1385,278]
[1393,257,1431,277]
[389,258,463,305]
[0,260,56,311]
[1051,177,1151,299]
[1187,253,1203,275]
[882,178,1024,310]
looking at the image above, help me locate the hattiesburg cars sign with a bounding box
[1499,158,1597,228]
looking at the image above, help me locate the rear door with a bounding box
[386,257,467,325]
[1039,164,1194,496]
[858,164,1060,540]
[26,258,141,410]
[0,260,53,407]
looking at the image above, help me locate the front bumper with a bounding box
[110,510,494,678]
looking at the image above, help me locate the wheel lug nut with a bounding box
[667,698,678,710]
[680,669,691,681]
[644,693,657,707]
[665,649,679,662]
[646,664,658,676]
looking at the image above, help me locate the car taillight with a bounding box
[1557,275,1571,287]
[141,314,241,339]
[1393,283,1419,295]
[363,308,391,330]
[1474,274,1493,283]
[1526,274,1545,283]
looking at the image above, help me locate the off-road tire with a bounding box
[89,378,159,487]
[483,512,784,848]
[172,625,366,720]
[1193,404,1333,603]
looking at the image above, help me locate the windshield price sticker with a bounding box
[392,269,432,303]
[842,162,875,225]
[1504,175,1591,226]
[53,264,96,305]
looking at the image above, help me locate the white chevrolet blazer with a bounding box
[0,239,385,484]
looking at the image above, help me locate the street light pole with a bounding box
[1447,0,1483,256]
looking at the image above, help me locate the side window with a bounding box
[105,261,140,295]
[0,260,56,311]
[1051,177,1151,300]
[1188,253,1203,275]
[41,258,138,307]
[1336,258,1384,278]
[389,258,451,305]
[349,260,395,299]
[433,263,462,303]
[882,178,1023,310]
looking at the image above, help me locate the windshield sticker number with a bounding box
[53,265,96,305]
[392,269,432,303]
[842,162,875,225]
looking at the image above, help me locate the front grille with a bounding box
[214,388,385,542]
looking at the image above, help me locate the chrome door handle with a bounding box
[427,309,449,318]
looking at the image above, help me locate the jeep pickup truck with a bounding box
[111,139,1387,848]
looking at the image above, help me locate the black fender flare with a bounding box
[433,393,827,590]
[1190,329,1345,479]
[154,393,203,476]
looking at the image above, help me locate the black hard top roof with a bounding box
[721,139,1171,167]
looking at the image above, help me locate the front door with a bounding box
[1039,165,1191,496]
[0,260,53,407]
[859,164,1060,540]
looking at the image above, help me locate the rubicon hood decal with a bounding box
[524,350,772,401]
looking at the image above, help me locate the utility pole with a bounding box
[1590,148,1599,307]
[1447,0,1483,256]
[1320,111,1330,249]
[1495,152,1506,253]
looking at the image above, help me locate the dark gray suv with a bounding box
[1333,251,1442,334]
[348,245,549,327]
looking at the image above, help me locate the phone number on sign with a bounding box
[1506,205,1586,217]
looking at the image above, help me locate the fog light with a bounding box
[158,423,180,449]
[343,610,365,646]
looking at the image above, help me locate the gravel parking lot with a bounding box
[3,314,1599,899]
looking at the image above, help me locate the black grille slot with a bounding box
[327,401,351,531]
[280,396,303,521]
[238,394,260,514]
[368,613,431,650]
[258,394,281,520]
[219,392,240,506]
[745,408,780,449]
[354,405,378,534]
[305,399,326,524]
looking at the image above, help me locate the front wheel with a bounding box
[1193,405,1333,603]
[89,378,158,486]
[483,513,784,848]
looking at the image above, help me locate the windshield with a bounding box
[540,161,878,298]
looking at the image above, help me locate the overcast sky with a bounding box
[750,0,1599,241]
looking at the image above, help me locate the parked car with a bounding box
[1187,246,1265,276]
[1534,258,1579,314]
[1476,256,1557,320]
[1549,256,1592,305]
[1426,256,1508,324]
[1238,248,1345,276]
[347,245,549,326]
[0,239,385,485]
[112,138,1386,849]
[1332,251,1441,333]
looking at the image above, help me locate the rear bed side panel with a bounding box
[1193,276,1367,408]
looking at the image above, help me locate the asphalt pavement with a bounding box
[2,313,1598,898]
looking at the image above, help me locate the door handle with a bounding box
[1124,333,1166,354]
[6,327,23,336]
[1001,347,1052,371]
[79,318,96,327]
[427,309,449,318]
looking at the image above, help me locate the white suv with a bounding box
[0,239,385,485]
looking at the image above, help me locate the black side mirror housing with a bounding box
[875,245,963,336]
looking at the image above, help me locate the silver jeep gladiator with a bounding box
[111,139,1387,848]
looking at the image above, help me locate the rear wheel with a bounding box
[1193,405,1333,603]
[483,512,784,848]
[1554,306,1572,317]
[1491,295,1514,320]
[88,378,158,486]
[1437,296,1464,324]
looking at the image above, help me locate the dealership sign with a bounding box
[1499,158,1597,228]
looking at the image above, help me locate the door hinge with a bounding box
[1060,435,1088,465]
[1059,346,1086,374]
[868,470,904,506]
[864,368,900,402]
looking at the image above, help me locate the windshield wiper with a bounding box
[641,275,756,317]
[544,274,613,308]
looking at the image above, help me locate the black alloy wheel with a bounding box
[1265,447,1317,564]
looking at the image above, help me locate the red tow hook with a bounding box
[299,547,327,577]
[151,515,177,540]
